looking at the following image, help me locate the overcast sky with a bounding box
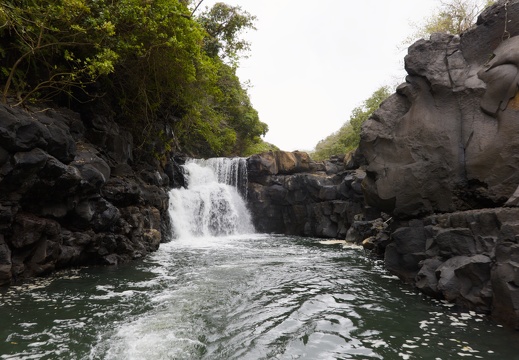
[200,0,441,151]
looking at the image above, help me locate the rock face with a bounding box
[359,0,519,328]
[0,104,181,285]
[247,151,373,238]
[361,1,519,216]
[381,209,519,328]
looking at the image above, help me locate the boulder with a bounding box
[384,226,427,282]
[0,105,76,162]
[415,257,444,298]
[248,150,312,177]
[70,143,111,191]
[436,255,493,310]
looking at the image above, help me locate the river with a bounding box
[1,159,518,360]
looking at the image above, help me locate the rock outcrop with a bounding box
[359,0,519,328]
[361,1,519,216]
[247,151,374,238]
[0,103,181,285]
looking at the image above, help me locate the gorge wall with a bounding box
[2,0,519,332]
[359,0,519,329]
[246,151,371,239]
[0,104,183,286]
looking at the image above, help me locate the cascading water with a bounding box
[168,158,254,238]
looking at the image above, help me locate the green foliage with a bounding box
[0,0,118,104]
[242,140,279,157]
[311,86,391,161]
[406,0,495,43]
[0,0,268,158]
[196,2,256,66]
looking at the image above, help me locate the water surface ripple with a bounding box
[1,235,518,359]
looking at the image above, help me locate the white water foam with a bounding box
[168,158,254,239]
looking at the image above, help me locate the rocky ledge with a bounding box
[381,208,519,328]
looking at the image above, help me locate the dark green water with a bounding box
[1,235,518,360]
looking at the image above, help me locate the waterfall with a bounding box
[168,158,254,239]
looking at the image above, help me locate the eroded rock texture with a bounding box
[360,0,519,327]
[247,151,373,238]
[361,1,519,216]
[0,104,180,285]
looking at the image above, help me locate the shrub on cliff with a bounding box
[405,0,496,44]
[0,0,268,158]
[311,86,390,161]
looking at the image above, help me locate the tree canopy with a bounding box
[311,86,390,161]
[0,0,269,158]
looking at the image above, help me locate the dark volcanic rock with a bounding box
[356,0,519,328]
[380,208,519,325]
[247,151,372,238]
[492,240,519,328]
[0,104,172,285]
[361,2,519,217]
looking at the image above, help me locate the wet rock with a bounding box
[0,235,12,285]
[0,102,170,285]
[415,257,443,297]
[247,151,370,238]
[380,208,519,323]
[492,240,519,329]
[436,255,492,310]
[384,226,427,282]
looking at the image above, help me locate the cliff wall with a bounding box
[359,0,519,328]
[246,150,378,239]
[0,104,182,285]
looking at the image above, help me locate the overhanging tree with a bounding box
[0,0,118,104]
[0,0,269,158]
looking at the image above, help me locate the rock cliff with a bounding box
[360,0,519,328]
[0,103,182,285]
[246,150,373,238]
